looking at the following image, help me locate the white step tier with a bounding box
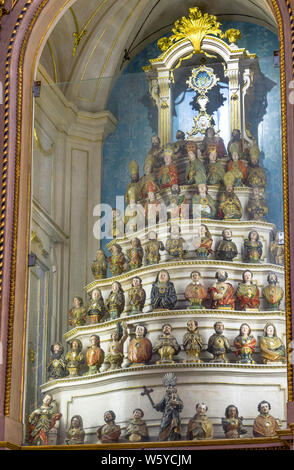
[64,309,286,365]
[85,260,285,312]
[41,363,287,444]
[106,218,277,264]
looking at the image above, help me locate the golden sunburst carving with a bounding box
[157,6,224,54]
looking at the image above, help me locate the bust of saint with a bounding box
[184,271,207,309]
[222,405,247,439]
[151,269,177,311]
[260,321,286,364]
[263,273,284,311]
[234,323,256,364]
[153,323,181,364]
[236,270,260,311]
[97,410,121,443]
[128,324,153,365]
[209,270,235,310]
[207,321,231,363]
[125,409,149,442]
[253,401,280,438]
[186,402,214,440]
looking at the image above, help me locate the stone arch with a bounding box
[1,0,294,446]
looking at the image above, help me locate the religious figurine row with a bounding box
[94,229,284,283]
[69,269,284,332]
[27,381,281,445]
[68,398,280,444]
[48,319,286,381]
[125,130,266,207]
[115,181,268,241]
[98,228,265,279]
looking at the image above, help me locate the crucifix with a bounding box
[141,386,155,408]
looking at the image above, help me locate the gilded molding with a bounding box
[85,260,284,292]
[40,362,287,390]
[2,0,51,417]
[271,0,293,401]
[64,308,285,341]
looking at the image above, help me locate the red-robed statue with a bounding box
[209,270,235,310]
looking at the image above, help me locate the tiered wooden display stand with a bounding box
[41,171,287,444]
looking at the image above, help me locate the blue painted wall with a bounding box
[101,21,283,252]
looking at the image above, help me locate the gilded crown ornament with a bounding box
[157,7,224,55]
[224,28,242,45]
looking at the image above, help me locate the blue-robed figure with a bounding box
[151,269,177,310]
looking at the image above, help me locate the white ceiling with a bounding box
[39,0,277,111]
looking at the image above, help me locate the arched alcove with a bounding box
[1,0,294,449]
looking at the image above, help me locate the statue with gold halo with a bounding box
[218,172,243,220]
[125,160,140,206]
[260,322,286,364]
[153,373,183,441]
